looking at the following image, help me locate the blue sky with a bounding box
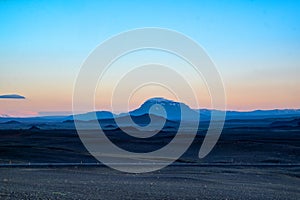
[0,0,299,116]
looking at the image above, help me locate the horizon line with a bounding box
[1,107,300,119]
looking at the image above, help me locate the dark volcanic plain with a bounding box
[1,166,299,200]
[0,117,300,199]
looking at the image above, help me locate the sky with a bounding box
[0,0,299,117]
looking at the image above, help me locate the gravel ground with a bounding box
[0,166,299,199]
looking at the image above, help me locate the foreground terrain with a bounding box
[0,166,299,199]
[0,114,299,199]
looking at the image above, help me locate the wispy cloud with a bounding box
[0,94,25,99]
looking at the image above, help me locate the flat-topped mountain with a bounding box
[128,97,199,121]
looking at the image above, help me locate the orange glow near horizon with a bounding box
[1,84,300,117]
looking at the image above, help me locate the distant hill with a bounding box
[67,111,114,121]
[221,109,300,120]
[0,120,22,125]
[0,116,67,124]
[270,118,300,127]
[28,125,41,131]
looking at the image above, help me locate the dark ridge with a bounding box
[0,120,22,124]
[63,119,89,123]
[270,118,300,127]
[63,120,75,123]
[28,125,41,131]
[104,124,116,129]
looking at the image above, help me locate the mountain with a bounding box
[68,111,114,121]
[129,97,199,121]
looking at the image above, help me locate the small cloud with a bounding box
[0,94,26,99]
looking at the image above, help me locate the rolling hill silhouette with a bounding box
[1,98,300,125]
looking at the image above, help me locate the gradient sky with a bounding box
[0,0,299,116]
